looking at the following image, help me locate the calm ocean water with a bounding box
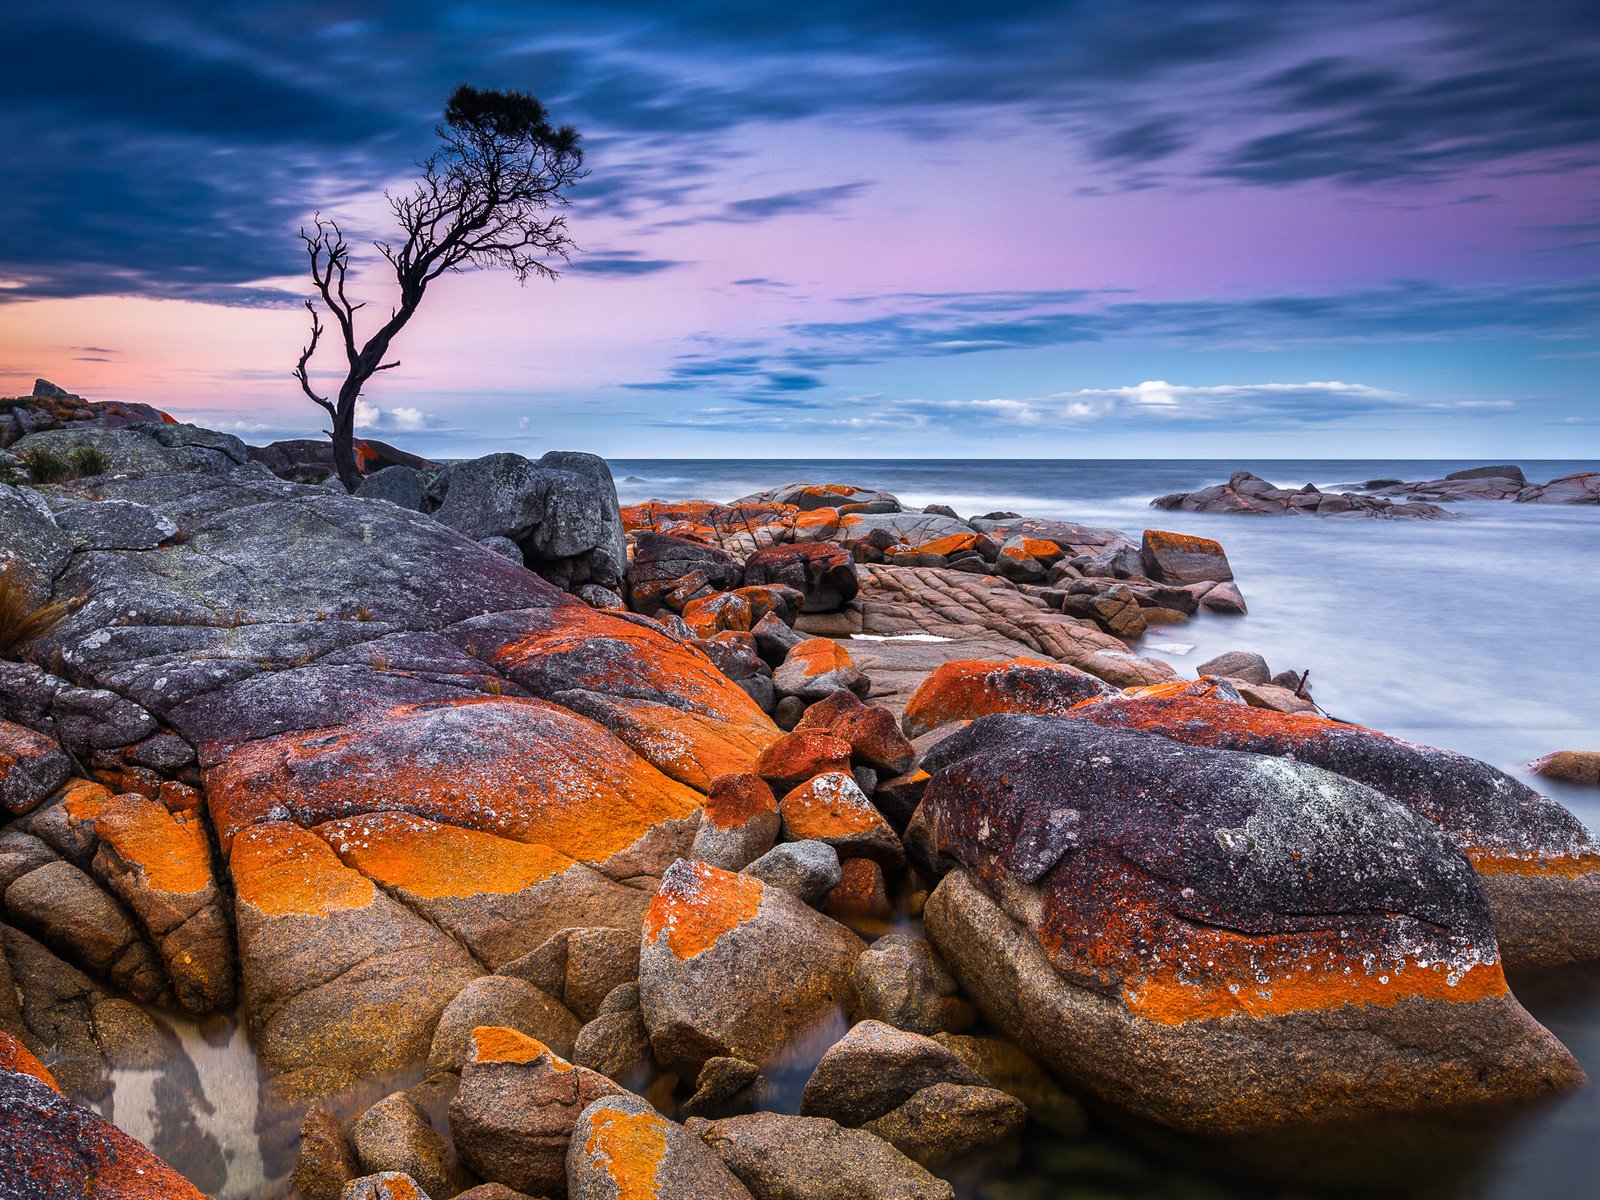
[608,457,1600,1200]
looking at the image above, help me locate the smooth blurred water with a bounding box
[610,457,1600,1200]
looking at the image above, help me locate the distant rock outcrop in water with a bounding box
[1364,465,1600,505]
[1152,471,1459,519]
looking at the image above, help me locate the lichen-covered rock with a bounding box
[0,1029,209,1199]
[736,483,900,513]
[694,1111,954,1200]
[568,1093,755,1200]
[639,860,863,1073]
[794,690,915,775]
[628,532,744,616]
[622,501,803,557]
[799,1020,986,1126]
[343,1172,434,1200]
[690,773,781,872]
[918,715,1583,1134]
[823,857,893,929]
[899,657,1113,738]
[230,820,484,1081]
[448,1027,627,1196]
[1067,692,1600,968]
[0,718,71,815]
[1139,529,1233,583]
[772,639,864,702]
[429,975,581,1071]
[742,543,859,613]
[82,792,235,1013]
[778,774,903,869]
[757,732,854,793]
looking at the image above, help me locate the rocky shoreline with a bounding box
[1153,465,1600,518]
[2,394,1599,1200]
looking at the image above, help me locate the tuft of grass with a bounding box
[481,677,505,695]
[355,604,375,622]
[67,446,112,477]
[0,560,74,656]
[19,448,68,484]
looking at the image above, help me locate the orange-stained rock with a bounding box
[901,657,1114,738]
[743,543,859,614]
[569,1092,755,1200]
[0,717,71,815]
[773,638,864,701]
[316,811,653,968]
[207,696,704,877]
[683,591,754,637]
[0,1029,60,1092]
[794,689,915,775]
[622,501,801,556]
[779,773,904,869]
[0,1040,210,1198]
[916,534,981,559]
[465,602,779,777]
[690,773,781,872]
[1529,750,1600,786]
[1067,691,1600,968]
[450,1026,627,1195]
[230,821,482,1079]
[643,860,766,961]
[824,856,893,929]
[757,731,855,792]
[639,859,865,1073]
[89,792,236,1013]
[919,714,1583,1135]
[1139,529,1232,584]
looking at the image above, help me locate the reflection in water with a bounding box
[94,457,1600,1199]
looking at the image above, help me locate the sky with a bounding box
[1,0,1597,459]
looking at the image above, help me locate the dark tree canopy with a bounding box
[295,85,585,489]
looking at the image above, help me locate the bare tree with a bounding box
[295,85,585,489]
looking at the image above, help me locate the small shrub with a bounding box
[67,446,112,477]
[0,559,74,655]
[19,448,68,484]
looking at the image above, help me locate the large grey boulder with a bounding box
[356,465,430,511]
[425,451,625,590]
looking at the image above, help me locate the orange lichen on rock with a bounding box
[206,696,704,866]
[794,507,841,538]
[1112,677,1241,703]
[703,773,778,830]
[643,859,764,960]
[92,793,215,895]
[780,772,887,839]
[1018,537,1063,560]
[229,821,376,918]
[1124,947,1509,1026]
[1468,849,1600,879]
[584,1105,670,1199]
[683,591,753,637]
[58,778,115,822]
[788,638,854,678]
[487,603,775,733]
[468,1025,556,1066]
[903,657,1112,737]
[757,731,854,789]
[917,533,981,558]
[569,695,774,792]
[0,1030,61,1092]
[315,811,578,899]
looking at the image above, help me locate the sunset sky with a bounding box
[3,0,1596,459]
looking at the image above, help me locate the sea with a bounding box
[106,458,1600,1200]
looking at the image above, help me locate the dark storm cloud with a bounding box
[5,0,1598,303]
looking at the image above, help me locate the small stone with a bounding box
[800,1020,987,1126]
[1194,650,1271,685]
[292,1106,360,1200]
[743,840,842,907]
[862,1082,1027,1169]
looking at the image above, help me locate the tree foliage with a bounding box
[295,86,584,488]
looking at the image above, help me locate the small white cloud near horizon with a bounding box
[354,399,433,432]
